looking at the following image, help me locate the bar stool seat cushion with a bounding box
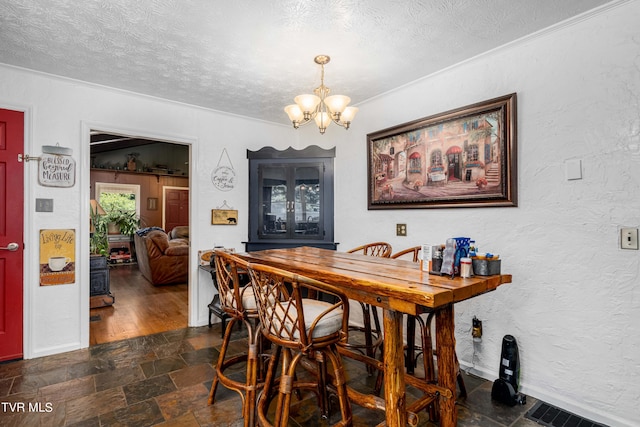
[221,286,258,311]
[267,299,343,340]
[302,299,344,338]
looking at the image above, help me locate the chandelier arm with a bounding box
[331,116,349,129]
[296,118,315,127]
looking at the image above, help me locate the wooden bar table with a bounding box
[238,247,511,427]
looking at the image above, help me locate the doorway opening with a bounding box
[89,131,190,345]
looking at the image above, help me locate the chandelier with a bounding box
[284,55,358,134]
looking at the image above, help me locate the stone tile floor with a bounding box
[0,325,541,426]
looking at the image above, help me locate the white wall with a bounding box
[2,1,638,425]
[0,65,300,360]
[301,2,639,426]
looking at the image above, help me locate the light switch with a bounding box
[565,159,582,180]
[36,198,53,212]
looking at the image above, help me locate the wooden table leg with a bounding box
[406,314,416,374]
[435,304,457,427]
[383,308,407,427]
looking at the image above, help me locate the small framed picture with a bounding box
[211,209,238,225]
[147,197,158,210]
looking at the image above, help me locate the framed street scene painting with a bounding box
[367,93,517,209]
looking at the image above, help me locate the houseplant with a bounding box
[107,209,140,236]
[90,201,109,256]
[105,209,139,264]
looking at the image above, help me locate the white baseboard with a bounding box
[29,342,83,359]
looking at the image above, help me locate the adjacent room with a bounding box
[88,135,190,344]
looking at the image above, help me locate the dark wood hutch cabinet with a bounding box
[245,146,337,252]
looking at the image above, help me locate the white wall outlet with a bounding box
[620,227,639,250]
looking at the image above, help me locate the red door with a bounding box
[0,108,24,362]
[164,188,188,232]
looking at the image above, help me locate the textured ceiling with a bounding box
[0,0,614,125]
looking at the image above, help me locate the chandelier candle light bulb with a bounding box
[285,55,358,134]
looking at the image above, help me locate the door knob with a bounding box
[0,242,19,251]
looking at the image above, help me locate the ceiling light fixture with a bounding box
[284,55,358,135]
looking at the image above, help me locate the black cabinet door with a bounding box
[257,162,324,240]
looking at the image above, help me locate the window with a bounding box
[428,124,443,138]
[464,121,479,132]
[95,183,141,216]
[467,144,479,162]
[430,150,443,167]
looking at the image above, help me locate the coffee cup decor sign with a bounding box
[39,229,75,286]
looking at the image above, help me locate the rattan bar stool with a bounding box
[391,246,467,421]
[208,250,264,427]
[248,262,353,427]
[390,246,425,370]
[340,242,391,385]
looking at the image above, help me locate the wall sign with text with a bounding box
[211,148,236,191]
[211,165,236,191]
[39,229,75,286]
[38,145,76,187]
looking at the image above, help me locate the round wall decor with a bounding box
[211,149,236,191]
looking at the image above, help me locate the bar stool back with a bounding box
[248,262,352,427]
[348,242,392,258]
[391,246,467,421]
[208,250,264,427]
[341,242,391,391]
[390,245,421,262]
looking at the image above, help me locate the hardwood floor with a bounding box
[89,263,188,345]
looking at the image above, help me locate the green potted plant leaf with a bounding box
[90,205,109,256]
[107,209,140,236]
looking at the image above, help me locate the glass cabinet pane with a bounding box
[260,167,288,236]
[294,166,321,238]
